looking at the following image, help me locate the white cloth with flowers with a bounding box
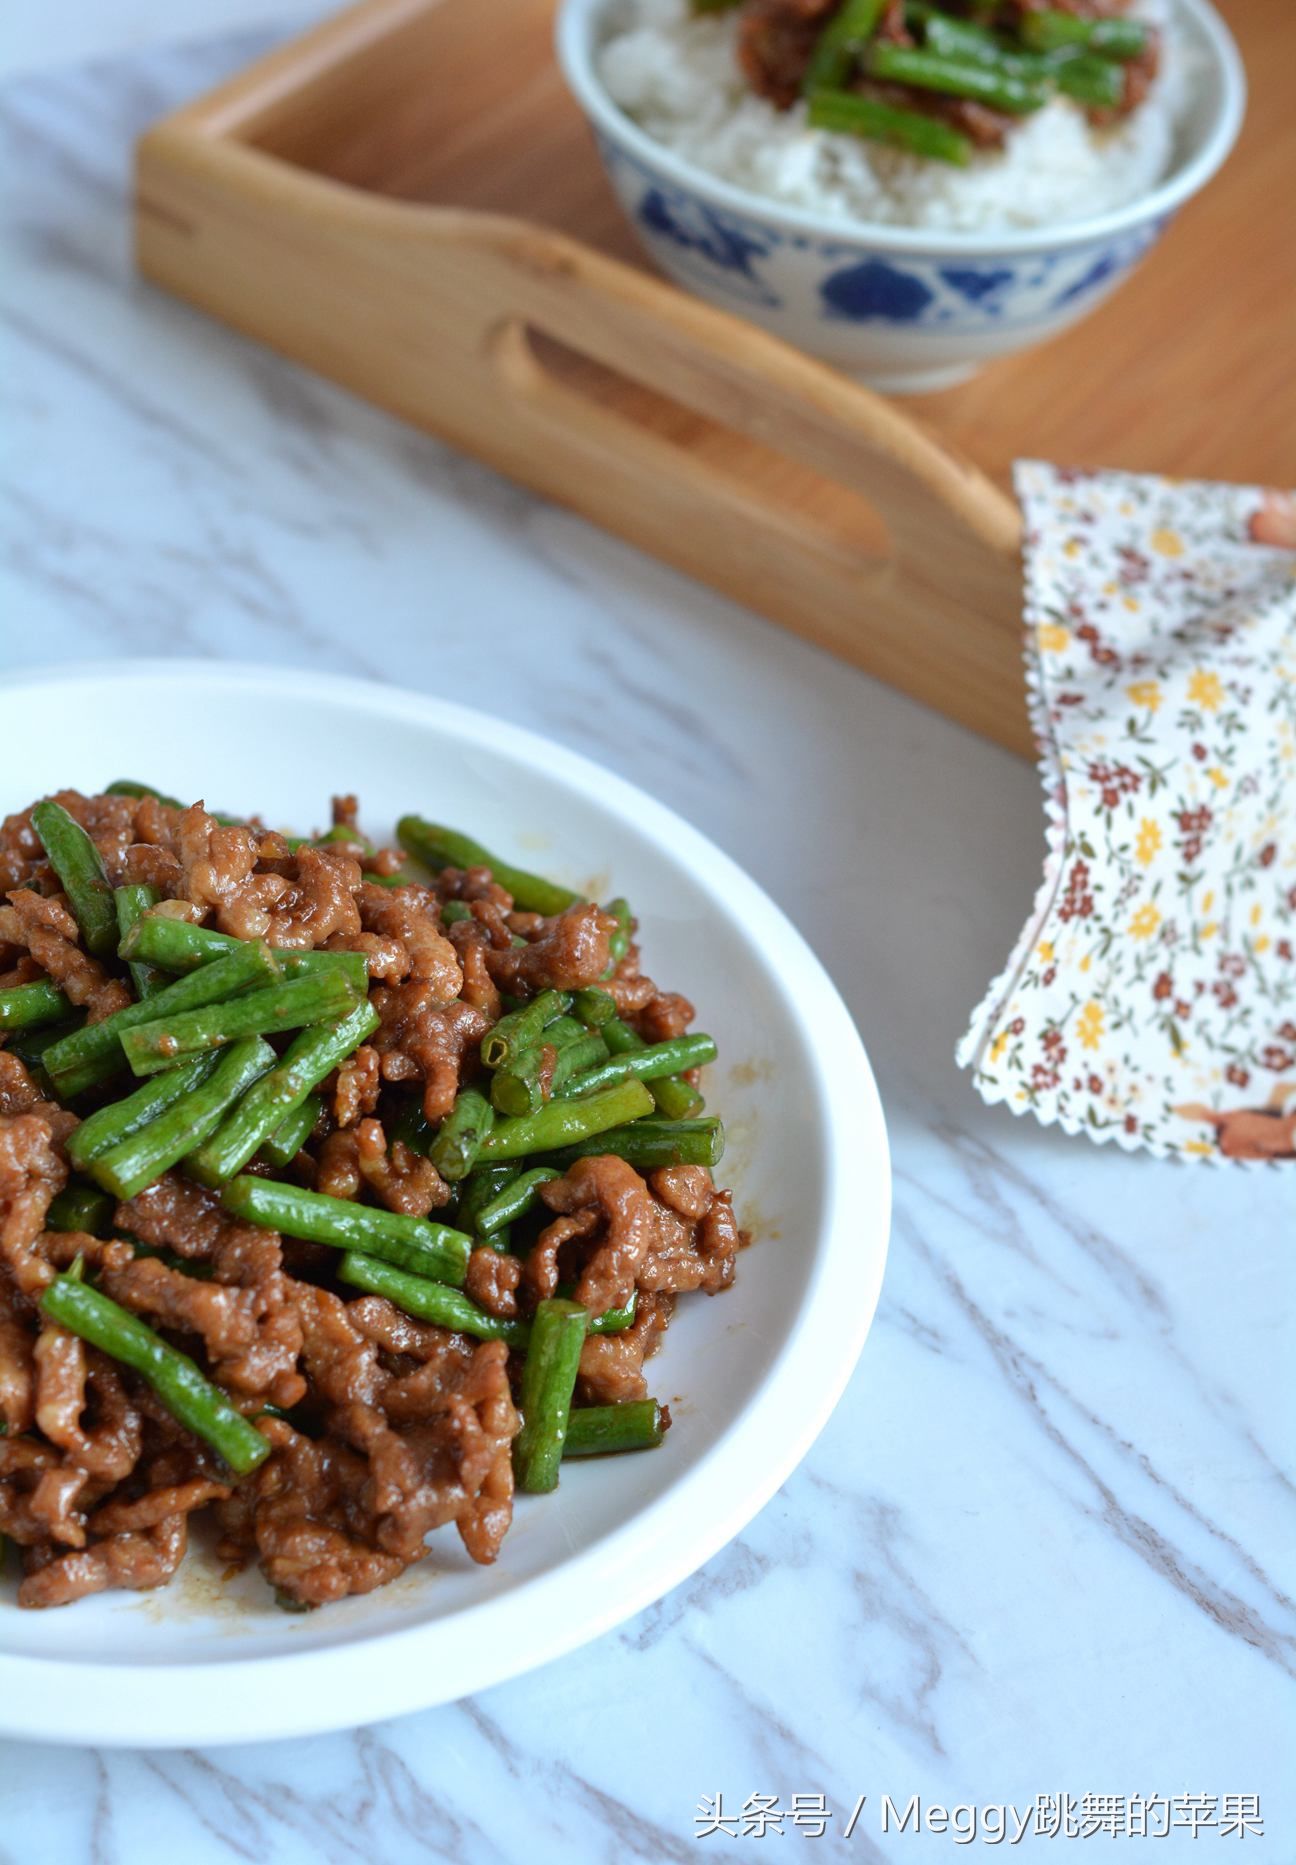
[959,462,1296,1162]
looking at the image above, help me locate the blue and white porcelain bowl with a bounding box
[556,0,1244,392]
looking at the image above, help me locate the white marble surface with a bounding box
[0,7,1292,1861]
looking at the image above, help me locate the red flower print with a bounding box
[1226,1063,1250,1089]
[1258,842,1277,868]
[1278,940,1293,962]
[1259,1045,1294,1072]
[1124,1114,1139,1134]
[1152,971,1173,1000]
[1213,981,1239,1010]
[1218,953,1247,979]
[1009,1017,1026,1036]
[1278,1022,1296,1042]
[1191,743,1208,763]
[1058,859,1095,923]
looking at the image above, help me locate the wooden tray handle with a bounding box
[480,222,1022,579]
[137,122,1031,751]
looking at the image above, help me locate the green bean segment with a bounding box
[808,86,972,163]
[221,1176,471,1287]
[513,1298,588,1493]
[187,1000,379,1185]
[31,800,118,958]
[89,1038,276,1202]
[120,914,368,994]
[866,42,1048,112]
[481,1079,654,1160]
[481,989,572,1069]
[0,980,72,1033]
[475,1166,561,1237]
[45,938,282,1098]
[45,1181,115,1237]
[67,1056,218,1171]
[541,1116,724,1172]
[338,1253,530,1348]
[428,1087,495,1184]
[397,817,580,918]
[557,1031,716,1101]
[40,1275,269,1475]
[563,1400,667,1457]
[115,884,165,1000]
[804,0,885,93]
[259,1093,322,1169]
[121,969,357,1077]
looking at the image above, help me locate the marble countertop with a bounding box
[0,7,1291,1860]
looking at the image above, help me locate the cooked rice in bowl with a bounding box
[598,0,1192,233]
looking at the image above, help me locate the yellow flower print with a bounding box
[1201,890,1215,913]
[1130,903,1161,940]
[1254,935,1271,955]
[1037,941,1054,962]
[1037,623,1070,653]
[1063,539,1082,560]
[1126,680,1162,713]
[1076,1000,1105,1051]
[1206,766,1228,789]
[1150,527,1184,557]
[1135,818,1162,865]
[1122,596,1140,613]
[1183,1140,1215,1157]
[1188,669,1224,711]
[1201,921,1219,940]
[990,1030,1009,1063]
[1250,902,1263,927]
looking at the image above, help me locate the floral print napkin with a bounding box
[959,463,1296,1163]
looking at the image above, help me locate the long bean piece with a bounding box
[30,800,118,958]
[475,1166,560,1237]
[119,914,368,994]
[557,1285,638,1335]
[41,1274,269,1475]
[513,1298,587,1493]
[121,969,356,1077]
[803,0,885,93]
[453,1162,522,1237]
[45,1181,115,1237]
[45,938,282,1099]
[0,980,72,1033]
[866,42,1048,111]
[67,1055,217,1171]
[808,86,972,163]
[563,1400,668,1457]
[1051,51,1124,107]
[481,1079,654,1161]
[338,1253,530,1348]
[89,1038,276,1201]
[187,1000,379,1185]
[397,818,580,919]
[602,1016,705,1119]
[557,1032,716,1101]
[572,987,618,1028]
[221,1176,471,1286]
[547,1033,610,1094]
[428,1087,495,1184]
[541,1116,725,1172]
[259,1093,322,1169]
[115,884,165,1001]
[481,989,572,1070]
[600,898,633,979]
[1021,9,1147,57]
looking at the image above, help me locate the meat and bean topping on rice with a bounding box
[0,786,744,1611]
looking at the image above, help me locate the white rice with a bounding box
[598,0,1189,232]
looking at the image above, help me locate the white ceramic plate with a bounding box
[0,662,890,1748]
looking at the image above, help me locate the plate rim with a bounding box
[0,659,891,1747]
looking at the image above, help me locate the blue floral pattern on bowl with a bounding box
[595,131,1173,387]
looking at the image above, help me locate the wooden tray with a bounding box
[133,0,1292,760]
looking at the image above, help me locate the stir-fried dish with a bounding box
[0,787,742,1610]
[715,0,1159,164]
